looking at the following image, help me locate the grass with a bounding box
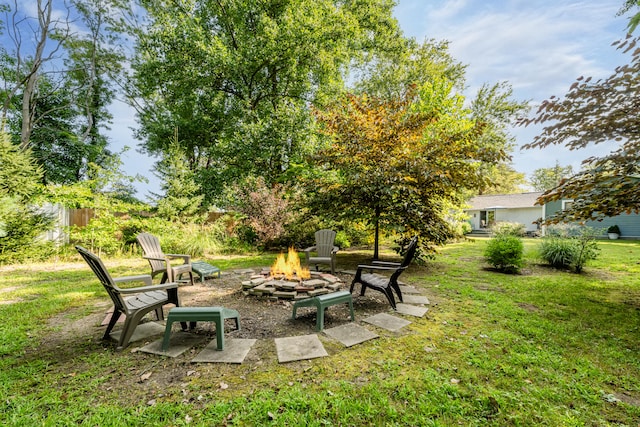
[1,239,640,425]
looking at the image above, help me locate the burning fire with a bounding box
[271,247,311,280]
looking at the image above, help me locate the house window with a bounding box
[562,200,574,211]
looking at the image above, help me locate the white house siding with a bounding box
[494,207,541,232]
[465,192,545,233]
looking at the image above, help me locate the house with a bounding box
[466,192,640,239]
[544,199,640,239]
[465,192,544,233]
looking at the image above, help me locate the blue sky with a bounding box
[108,0,632,199]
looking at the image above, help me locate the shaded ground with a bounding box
[32,265,430,400]
[44,267,401,356]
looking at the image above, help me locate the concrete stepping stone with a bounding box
[138,332,207,357]
[402,295,430,305]
[323,323,379,347]
[275,334,328,363]
[396,303,429,317]
[399,285,421,294]
[191,338,256,364]
[363,313,411,332]
[110,321,165,345]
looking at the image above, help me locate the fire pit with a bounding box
[242,247,343,300]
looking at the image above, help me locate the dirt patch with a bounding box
[32,268,419,401]
[43,269,394,353]
[517,302,540,312]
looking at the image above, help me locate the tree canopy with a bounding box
[519,36,640,223]
[131,0,404,203]
[529,162,574,192]
[311,80,516,255]
[0,0,125,186]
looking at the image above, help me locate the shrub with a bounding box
[607,225,621,235]
[491,221,526,237]
[538,226,600,273]
[484,235,524,273]
[460,221,473,235]
[0,204,56,264]
[539,237,574,269]
[226,177,296,249]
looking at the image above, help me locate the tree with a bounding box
[0,0,127,186]
[0,0,73,149]
[130,0,404,203]
[63,0,126,180]
[354,40,528,197]
[475,163,527,195]
[529,162,574,192]
[519,36,640,223]
[0,126,53,262]
[312,81,510,258]
[153,131,205,223]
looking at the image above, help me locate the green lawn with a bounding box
[1,239,639,426]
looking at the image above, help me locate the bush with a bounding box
[484,235,524,273]
[607,225,621,235]
[539,237,575,269]
[538,226,600,273]
[0,204,56,264]
[491,221,526,237]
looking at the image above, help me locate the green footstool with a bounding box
[190,261,221,283]
[292,290,354,331]
[162,307,240,351]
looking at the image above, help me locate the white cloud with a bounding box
[395,0,630,177]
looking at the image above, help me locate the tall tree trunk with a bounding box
[18,0,53,150]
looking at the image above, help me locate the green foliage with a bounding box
[529,162,574,192]
[607,224,621,235]
[132,0,403,200]
[153,133,206,223]
[0,129,43,199]
[1,1,123,186]
[484,235,524,273]
[618,0,640,33]
[460,221,473,235]
[491,221,526,237]
[538,237,575,269]
[312,78,522,255]
[538,225,600,273]
[0,203,56,264]
[0,128,55,263]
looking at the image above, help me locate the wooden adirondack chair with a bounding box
[76,245,184,350]
[349,236,418,309]
[303,229,339,274]
[136,232,194,285]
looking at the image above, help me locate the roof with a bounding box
[466,192,544,210]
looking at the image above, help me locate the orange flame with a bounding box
[271,247,311,280]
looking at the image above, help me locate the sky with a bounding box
[108,0,632,200]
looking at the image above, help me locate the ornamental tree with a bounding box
[519,36,640,223]
[311,81,511,257]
